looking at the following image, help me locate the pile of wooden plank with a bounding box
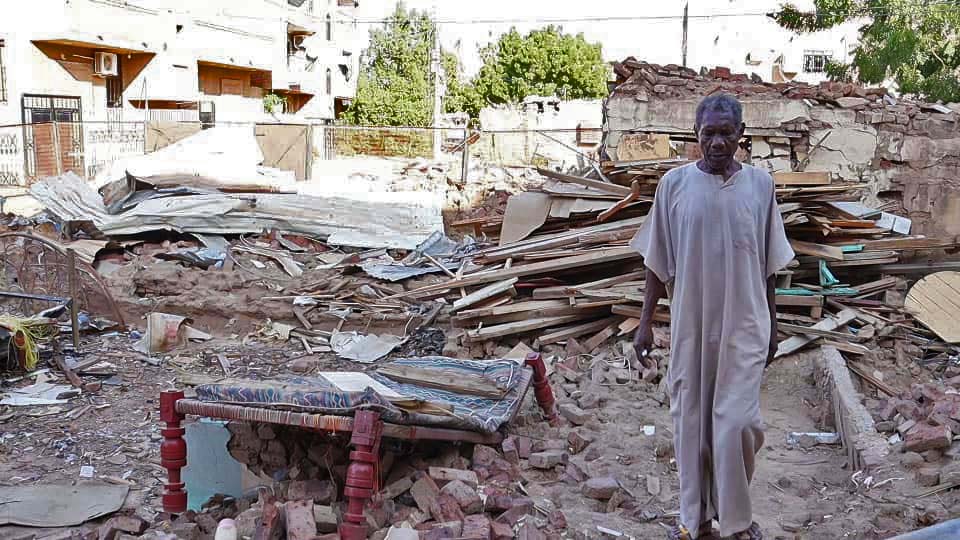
[434,164,960,355]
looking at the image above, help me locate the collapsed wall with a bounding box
[602,59,960,239]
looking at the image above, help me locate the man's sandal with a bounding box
[724,522,762,540]
[669,522,717,540]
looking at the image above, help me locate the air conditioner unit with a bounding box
[94,52,119,77]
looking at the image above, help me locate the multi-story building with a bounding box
[0,0,361,183]
[0,0,361,126]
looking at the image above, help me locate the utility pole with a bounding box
[431,4,443,161]
[681,2,689,68]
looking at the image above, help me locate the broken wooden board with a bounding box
[499,192,552,245]
[397,247,641,297]
[532,272,645,299]
[904,272,960,343]
[539,316,624,346]
[773,172,831,186]
[475,217,645,264]
[789,239,843,262]
[451,278,518,313]
[536,168,633,197]
[376,364,505,398]
[775,294,823,307]
[610,304,671,323]
[775,309,857,358]
[466,314,586,342]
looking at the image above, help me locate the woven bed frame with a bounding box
[158,354,559,540]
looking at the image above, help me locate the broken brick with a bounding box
[563,461,588,484]
[429,467,479,488]
[437,493,466,523]
[582,477,620,500]
[313,505,338,533]
[567,431,593,455]
[283,500,317,540]
[501,437,520,464]
[558,403,590,425]
[904,423,953,453]
[440,480,483,514]
[99,516,148,540]
[410,475,443,521]
[461,514,493,540]
[418,521,463,540]
[528,450,567,469]
[287,479,335,504]
[495,497,535,526]
[490,520,514,540]
[916,467,941,487]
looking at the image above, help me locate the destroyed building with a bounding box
[603,58,960,240]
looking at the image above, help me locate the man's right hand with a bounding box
[633,322,654,364]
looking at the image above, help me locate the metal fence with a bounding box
[0,119,603,188]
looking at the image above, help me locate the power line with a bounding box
[336,2,960,25]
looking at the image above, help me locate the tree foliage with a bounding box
[471,26,608,112]
[773,0,960,103]
[343,7,609,125]
[341,3,436,126]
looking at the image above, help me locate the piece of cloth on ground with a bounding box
[631,163,794,538]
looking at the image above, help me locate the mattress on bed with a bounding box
[194,357,532,434]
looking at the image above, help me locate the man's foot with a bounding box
[724,522,762,540]
[669,522,716,539]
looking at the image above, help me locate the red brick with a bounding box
[501,437,520,464]
[461,514,493,540]
[283,500,317,540]
[904,423,953,453]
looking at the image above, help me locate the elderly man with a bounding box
[632,94,794,540]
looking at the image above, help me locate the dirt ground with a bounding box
[0,316,944,540]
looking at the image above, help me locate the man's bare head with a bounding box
[694,94,746,175]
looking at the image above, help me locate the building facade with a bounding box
[0,0,361,127]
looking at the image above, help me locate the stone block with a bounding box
[567,431,593,455]
[490,520,514,540]
[99,516,148,540]
[916,467,940,487]
[410,475,443,521]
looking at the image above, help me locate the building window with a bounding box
[0,39,6,103]
[326,15,332,41]
[803,50,832,73]
[325,68,332,94]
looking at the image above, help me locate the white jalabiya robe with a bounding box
[631,163,794,538]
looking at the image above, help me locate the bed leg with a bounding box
[525,352,560,426]
[340,410,381,540]
[160,390,188,514]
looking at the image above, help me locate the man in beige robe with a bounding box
[632,94,794,540]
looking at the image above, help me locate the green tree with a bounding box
[441,53,484,120]
[773,1,960,103]
[342,3,436,126]
[470,26,608,112]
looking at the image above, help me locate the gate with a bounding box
[21,94,83,182]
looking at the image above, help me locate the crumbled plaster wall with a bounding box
[603,92,960,239]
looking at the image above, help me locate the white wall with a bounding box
[0,0,362,125]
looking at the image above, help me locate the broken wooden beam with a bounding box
[451,278,518,313]
[774,309,857,358]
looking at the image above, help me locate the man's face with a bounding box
[696,108,744,173]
